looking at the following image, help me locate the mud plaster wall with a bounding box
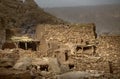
[2,42,16,50]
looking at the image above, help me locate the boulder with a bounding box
[14,57,32,70]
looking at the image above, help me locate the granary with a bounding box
[2,36,40,51]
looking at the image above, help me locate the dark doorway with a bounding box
[76,46,82,51]
[27,42,37,51]
[69,64,74,69]
[19,42,25,50]
[19,42,37,51]
[39,65,49,71]
[65,50,69,61]
[83,46,92,51]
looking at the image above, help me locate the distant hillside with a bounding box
[0,0,64,46]
[45,4,120,34]
[0,0,63,31]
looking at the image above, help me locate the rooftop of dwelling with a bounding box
[11,36,40,42]
[36,23,120,39]
[37,23,96,28]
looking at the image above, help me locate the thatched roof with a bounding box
[11,36,39,42]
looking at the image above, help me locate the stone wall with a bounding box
[36,23,96,53]
[35,24,99,72]
[74,34,120,74]
[96,34,120,74]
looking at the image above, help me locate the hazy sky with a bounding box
[35,0,120,8]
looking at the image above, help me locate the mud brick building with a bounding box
[35,23,98,70]
[35,24,120,76]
